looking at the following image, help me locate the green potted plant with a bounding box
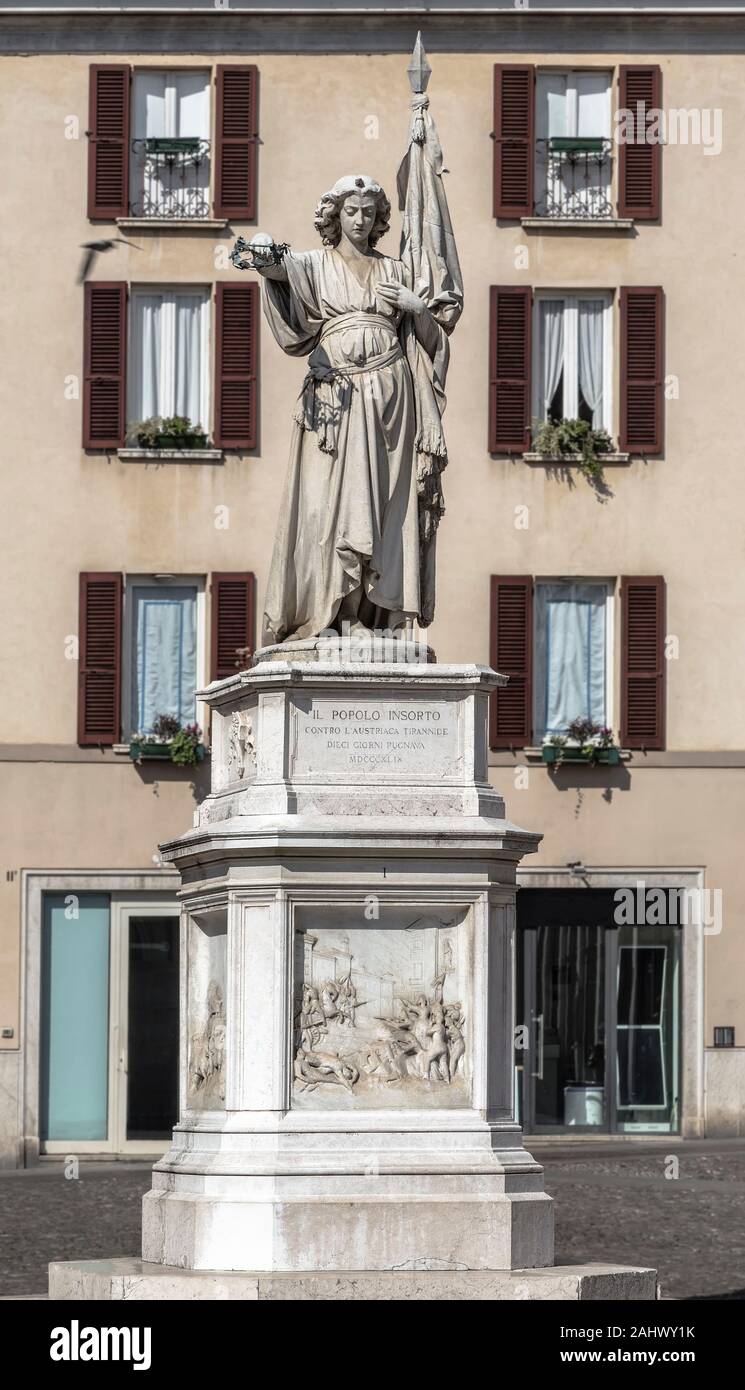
[542,719,620,767]
[129,714,205,766]
[533,417,613,481]
[129,415,208,451]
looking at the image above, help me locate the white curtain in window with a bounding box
[578,300,605,429]
[130,292,207,430]
[534,582,608,737]
[539,300,565,420]
[174,294,206,425]
[131,585,198,734]
[130,294,162,425]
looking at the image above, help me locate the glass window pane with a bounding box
[533,581,608,737]
[41,894,110,1142]
[576,71,611,138]
[534,923,606,1127]
[616,926,680,1131]
[130,585,198,735]
[127,917,180,1141]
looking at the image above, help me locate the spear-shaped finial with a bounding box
[407,31,432,96]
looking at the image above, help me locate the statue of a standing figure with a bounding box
[234,37,463,646]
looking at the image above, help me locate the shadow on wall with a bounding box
[130,758,211,804]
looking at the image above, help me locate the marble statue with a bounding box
[232,39,463,646]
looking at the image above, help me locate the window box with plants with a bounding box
[129,715,206,767]
[542,719,620,767]
[129,415,209,452]
[531,418,616,481]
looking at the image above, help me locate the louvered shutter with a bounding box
[78,573,123,745]
[87,64,131,220]
[620,286,664,454]
[214,65,259,219]
[83,282,127,449]
[618,66,662,220]
[489,286,532,453]
[621,577,666,749]
[211,573,255,681]
[214,282,258,448]
[493,65,535,219]
[489,577,533,749]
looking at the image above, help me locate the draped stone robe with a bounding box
[260,246,450,646]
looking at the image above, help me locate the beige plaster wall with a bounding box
[1,49,743,1094]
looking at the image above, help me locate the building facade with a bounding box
[1,1,744,1166]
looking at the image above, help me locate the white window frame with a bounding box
[533,577,615,738]
[128,285,211,437]
[532,291,614,435]
[122,574,207,741]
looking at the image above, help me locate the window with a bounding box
[122,576,206,739]
[129,288,210,437]
[533,580,613,739]
[535,70,612,219]
[532,292,612,433]
[131,70,211,219]
[493,63,661,224]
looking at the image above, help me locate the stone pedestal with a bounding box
[143,644,553,1274]
[50,637,656,1298]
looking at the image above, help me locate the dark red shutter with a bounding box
[214,65,259,219]
[621,577,666,750]
[83,282,127,449]
[489,286,532,453]
[620,286,664,455]
[211,573,256,680]
[78,573,123,745]
[493,64,535,219]
[87,64,131,220]
[618,66,662,220]
[489,577,533,749]
[214,282,258,449]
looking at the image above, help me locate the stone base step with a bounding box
[49,1258,657,1301]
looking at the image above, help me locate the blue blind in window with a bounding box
[131,585,197,734]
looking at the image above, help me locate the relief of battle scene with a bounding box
[292,920,469,1109]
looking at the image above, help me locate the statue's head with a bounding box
[315,174,391,250]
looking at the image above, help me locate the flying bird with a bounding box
[77,237,141,284]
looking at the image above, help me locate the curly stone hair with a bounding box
[314,181,391,248]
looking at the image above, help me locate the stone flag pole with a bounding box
[51,39,654,1300]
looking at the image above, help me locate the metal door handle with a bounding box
[531,1012,544,1080]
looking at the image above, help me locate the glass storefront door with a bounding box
[516,890,680,1135]
[40,894,180,1153]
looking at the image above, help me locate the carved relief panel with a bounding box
[292,908,470,1110]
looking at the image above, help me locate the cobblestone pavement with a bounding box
[1,1140,744,1299]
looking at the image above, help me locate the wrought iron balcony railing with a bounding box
[130,137,211,219]
[534,137,614,220]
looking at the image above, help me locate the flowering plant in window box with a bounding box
[129,415,208,451]
[129,714,205,767]
[533,418,613,480]
[542,719,620,767]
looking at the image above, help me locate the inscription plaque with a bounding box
[290,695,461,780]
